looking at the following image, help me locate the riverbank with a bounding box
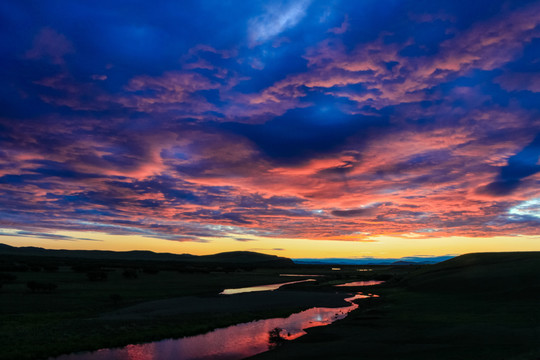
[26,292,348,360]
[249,289,540,360]
[0,262,393,360]
[53,292,370,360]
[249,252,540,360]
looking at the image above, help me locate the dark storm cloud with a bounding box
[220,107,389,165]
[479,134,540,196]
[331,208,377,218]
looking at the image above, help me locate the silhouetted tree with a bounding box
[109,293,123,305]
[86,270,108,281]
[29,265,42,272]
[122,268,138,279]
[42,264,59,272]
[268,327,286,349]
[26,281,39,292]
[0,273,17,283]
[27,281,57,293]
[142,266,159,275]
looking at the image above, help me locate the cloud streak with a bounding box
[248,0,312,45]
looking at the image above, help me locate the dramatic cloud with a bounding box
[478,134,540,196]
[0,0,539,254]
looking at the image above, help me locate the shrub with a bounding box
[142,266,159,275]
[268,327,286,348]
[27,281,58,293]
[86,270,108,282]
[109,293,123,305]
[42,264,59,272]
[122,268,138,279]
[0,273,17,283]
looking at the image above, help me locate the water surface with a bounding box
[335,280,385,287]
[50,293,374,360]
[220,279,315,295]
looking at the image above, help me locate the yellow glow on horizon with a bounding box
[1,228,540,259]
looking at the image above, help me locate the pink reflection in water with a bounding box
[50,293,373,360]
[335,280,385,287]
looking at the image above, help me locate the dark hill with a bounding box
[196,251,293,266]
[0,243,194,261]
[402,251,540,296]
[0,243,294,267]
[391,260,416,265]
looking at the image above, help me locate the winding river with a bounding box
[219,279,316,295]
[50,292,375,360]
[335,280,385,287]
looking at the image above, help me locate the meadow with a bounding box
[1,248,539,360]
[251,252,540,360]
[0,248,401,360]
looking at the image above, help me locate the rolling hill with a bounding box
[402,251,540,295]
[0,243,294,267]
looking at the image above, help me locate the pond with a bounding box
[220,279,316,295]
[49,292,376,360]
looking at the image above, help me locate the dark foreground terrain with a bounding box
[250,252,540,360]
[1,245,539,360]
[0,244,398,360]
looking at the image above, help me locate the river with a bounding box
[219,279,316,295]
[49,292,376,360]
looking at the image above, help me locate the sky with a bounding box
[0,0,539,259]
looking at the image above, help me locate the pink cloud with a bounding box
[328,15,349,34]
[25,27,74,65]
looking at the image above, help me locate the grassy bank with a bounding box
[250,252,540,360]
[0,255,398,360]
[0,267,297,359]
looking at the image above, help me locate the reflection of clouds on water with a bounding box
[52,293,377,360]
[335,280,385,287]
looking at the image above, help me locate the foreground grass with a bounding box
[2,306,317,360]
[0,268,297,360]
[9,252,538,360]
[0,263,391,360]
[251,252,540,360]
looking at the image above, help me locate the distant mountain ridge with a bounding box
[0,243,293,266]
[293,255,455,265]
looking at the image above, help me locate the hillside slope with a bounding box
[0,243,294,267]
[251,251,540,360]
[402,251,540,295]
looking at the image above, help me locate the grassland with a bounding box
[2,248,539,360]
[0,247,399,360]
[250,252,540,360]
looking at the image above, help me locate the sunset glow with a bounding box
[1,1,539,258]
